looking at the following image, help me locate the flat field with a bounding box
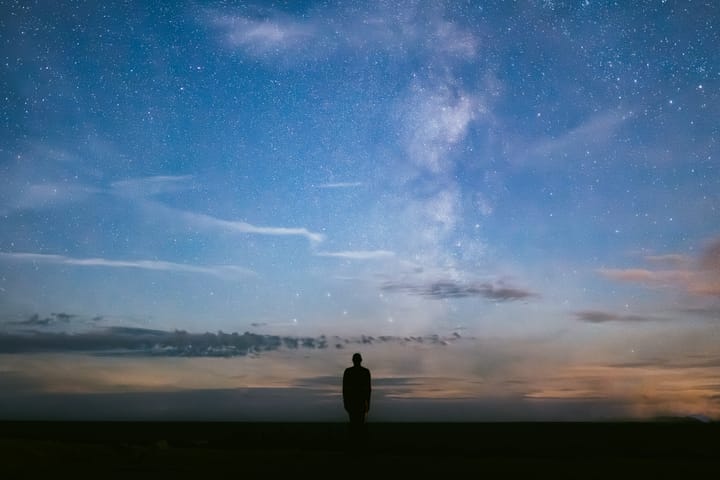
[1,421,718,476]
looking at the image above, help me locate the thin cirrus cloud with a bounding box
[597,237,720,297]
[110,175,194,197]
[0,182,99,214]
[597,268,691,286]
[643,254,694,267]
[204,4,479,61]
[315,250,395,260]
[0,252,255,279]
[109,176,326,244]
[511,108,631,168]
[176,208,325,244]
[315,182,364,189]
[208,13,317,55]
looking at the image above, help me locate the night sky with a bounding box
[1,1,719,421]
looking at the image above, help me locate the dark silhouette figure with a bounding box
[343,353,371,445]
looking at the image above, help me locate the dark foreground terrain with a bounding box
[1,421,718,477]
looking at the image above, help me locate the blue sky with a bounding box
[1,0,719,421]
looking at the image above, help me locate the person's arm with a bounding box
[342,370,349,412]
[365,370,371,411]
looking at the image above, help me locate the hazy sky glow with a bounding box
[1,1,719,421]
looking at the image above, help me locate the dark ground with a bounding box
[1,421,719,477]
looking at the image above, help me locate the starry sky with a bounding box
[1,0,719,421]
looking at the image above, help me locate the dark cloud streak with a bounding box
[381,280,536,301]
[8,313,77,327]
[574,310,658,324]
[0,327,465,357]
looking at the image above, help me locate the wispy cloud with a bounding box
[597,268,690,286]
[316,182,364,189]
[512,109,631,167]
[697,239,720,296]
[0,183,98,214]
[2,175,190,215]
[110,175,193,197]
[106,176,325,244]
[0,252,254,279]
[680,302,720,319]
[644,254,693,267]
[175,208,325,244]
[204,4,479,62]
[208,13,316,55]
[597,237,720,297]
[315,250,395,260]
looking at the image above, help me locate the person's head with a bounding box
[352,353,362,366]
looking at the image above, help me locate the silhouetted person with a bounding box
[343,353,371,446]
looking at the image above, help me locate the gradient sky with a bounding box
[1,1,719,421]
